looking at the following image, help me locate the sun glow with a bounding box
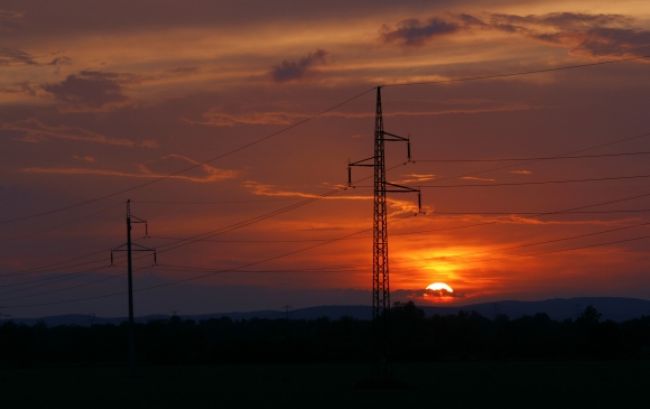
[426,282,454,293]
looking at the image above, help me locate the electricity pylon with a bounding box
[110,199,156,370]
[348,86,421,321]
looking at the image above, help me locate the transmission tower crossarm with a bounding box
[385,183,422,214]
[349,156,376,166]
[348,156,377,185]
[384,182,419,192]
[382,131,409,141]
[382,132,412,161]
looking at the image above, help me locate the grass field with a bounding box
[1,361,648,408]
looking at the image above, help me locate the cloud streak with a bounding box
[1,119,158,148]
[243,180,424,217]
[380,12,650,58]
[43,70,129,109]
[21,154,238,184]
[381,18,460,46]
[192,103,533,127]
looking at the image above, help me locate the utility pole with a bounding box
[111,199,156,371]
[348,86,421,363]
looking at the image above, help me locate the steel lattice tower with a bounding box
[349,86,421,321]
[372,87,390,319]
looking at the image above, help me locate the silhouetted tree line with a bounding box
[1,302,649,367]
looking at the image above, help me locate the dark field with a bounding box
[2,361,648,408]
[3,304,649,408]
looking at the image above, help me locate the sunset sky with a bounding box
[1,0,650,317]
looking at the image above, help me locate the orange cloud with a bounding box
[191,104,534,127]
[460,176,497,182]
[21,154,238,183]
[243,180,370,201]
[72,154,95,163]
[510,169,533,175]
[2,118,158,148]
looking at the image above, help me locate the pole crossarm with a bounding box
[349,156,376,166]
[110,244,157,265]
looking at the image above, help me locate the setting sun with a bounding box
[426,282,454,293]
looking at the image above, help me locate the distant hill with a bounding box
[3,297,650,326]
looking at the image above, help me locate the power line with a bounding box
[0,259,161,300]
[452,230,650,267]
[393,191,650,239]
[0,251,109,279]
[133,199,297,205]
[429,209,650,216]
[4,168,649,295]
[0,201,119,242]
[151,163,404,256]
[422,231,650,269]
[148,235,348,244]
[0,87,375,226]
[5,55,649,227]
[17,215,650,297]
[9,174,650,309]
[496,221,650,253]
[422,130,650,186]
[414,173,650,188]
[5,192,646,298]
[5,55,650,307]
[2,227,373,309]
[20,200,640,286]
[0,164,391,287]
[1,271,124,301]
[155,264,365,274]
[530,234,650,256]
[415,150,650,163]
[0,266,114,299]
[0,263,109,291]
[382,54,650,88]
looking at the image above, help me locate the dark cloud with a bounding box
[42,71,127,109]
[381,12,650,58]
[487,13,650,58]
[0,0,498,39]
[1,118,157,148]
[577,27,650,57]
[139,154,238,182]
[381,18,460,46]
[0,47,37,66]
[0,47,69,67]
[0,8,23,30]
[393,289,466,300]
[490,12,630,30]
[457,13,487,28]
[271,49,328,82]
[0,9,22,20]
